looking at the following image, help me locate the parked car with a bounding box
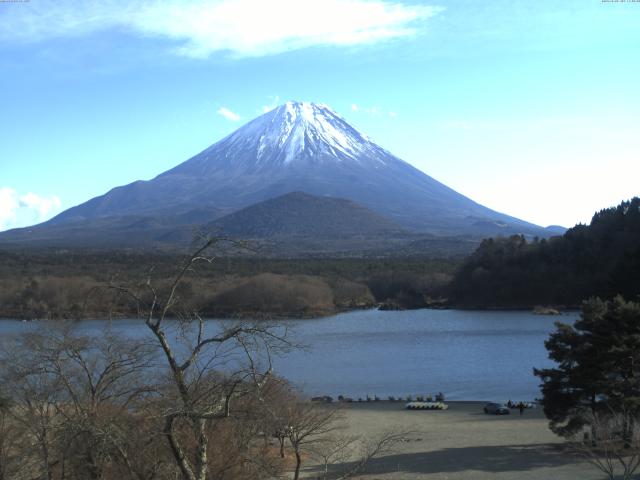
[483,402,510,415]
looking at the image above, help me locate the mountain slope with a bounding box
[209,191,403,238]
[2,101,553,250]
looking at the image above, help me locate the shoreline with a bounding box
[315,400,539,407]
[0,304,579,322]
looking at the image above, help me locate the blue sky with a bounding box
[1,0,638,231]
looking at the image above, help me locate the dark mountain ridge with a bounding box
[209,191,403,238]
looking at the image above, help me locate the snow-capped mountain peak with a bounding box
[36,100,551,241]
[210,101,385,167]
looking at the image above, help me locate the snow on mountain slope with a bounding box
[166,101,391,177]
[248,101,383,164]
[41,101,548,237]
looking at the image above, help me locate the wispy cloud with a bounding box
[1,0,441,58]
[217,106,241,121]
[0,188,62,231]
[19,192,62,218]
[0,188,19,231]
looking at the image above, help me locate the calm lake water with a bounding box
[0,309,578,402]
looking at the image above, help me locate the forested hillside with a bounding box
[0,253,455,319]
[449,198,640,307]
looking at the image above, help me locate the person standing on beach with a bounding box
[519,403,524,416]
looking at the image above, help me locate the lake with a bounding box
[0,308,578,402]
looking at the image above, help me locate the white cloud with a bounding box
[0,188,19,231]
[1,0,441,58]
[217,106,241,121]
[388,111,398,118]
[19,192,62,219]
[351,104,359,112]
[0,188,62,231]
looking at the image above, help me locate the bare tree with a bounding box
[0,395,25,480]
[307,435,356,480]
[0,239,294,480]
[256,378,410,480]
[571,409,640,480]
[0,327,158,480]
[308,430,411,480]
[1,332,67,480]
[104,238,292,480]
[281,401,344,480]
[198,393,286,480]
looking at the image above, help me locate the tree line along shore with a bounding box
[0,197,638,321]
[0,254,456,320]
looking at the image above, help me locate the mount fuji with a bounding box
[0,101,556,252]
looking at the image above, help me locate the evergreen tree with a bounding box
[535,296,640,437]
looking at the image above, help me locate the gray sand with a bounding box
[302,401,601,479]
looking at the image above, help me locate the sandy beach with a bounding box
[303,401,600,479]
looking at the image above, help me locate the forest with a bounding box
[0,251,456,320]
[1,198,638,320]
[449,197,640,308]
